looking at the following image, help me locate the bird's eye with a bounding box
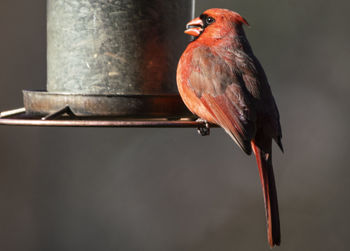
[206,16,215,25]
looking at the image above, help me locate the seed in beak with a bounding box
[184,17,204,37]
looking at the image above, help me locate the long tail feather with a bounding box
[251,141,281,247]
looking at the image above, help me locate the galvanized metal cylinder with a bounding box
[47,0,194,95]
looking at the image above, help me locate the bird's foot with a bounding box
[196,118,210,136]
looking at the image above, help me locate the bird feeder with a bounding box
[26,0,194,118]
[1,0,216,131]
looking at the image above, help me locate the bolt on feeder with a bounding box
[23,0,195,118]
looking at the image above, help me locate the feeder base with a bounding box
[23,90,192,118]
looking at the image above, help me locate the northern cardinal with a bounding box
[177,8,283,247]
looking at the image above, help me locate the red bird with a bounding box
[177,8,283,247]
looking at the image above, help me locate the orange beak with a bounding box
[184,17,204,37]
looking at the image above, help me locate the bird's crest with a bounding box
[204,8,249,26]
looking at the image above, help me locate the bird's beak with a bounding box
[184,17,204,37]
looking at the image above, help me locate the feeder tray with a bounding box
[23,90,192,118]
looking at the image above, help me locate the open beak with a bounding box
[184,17,204,37]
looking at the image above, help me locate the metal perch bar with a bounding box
[0,107,26,118]
[0,107,218,130]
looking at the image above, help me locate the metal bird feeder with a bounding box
[27,0,193,118]
[1,0,216,132]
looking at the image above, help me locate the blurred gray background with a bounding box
[0,0,349,250]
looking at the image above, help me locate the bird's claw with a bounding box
[196,119,210,136]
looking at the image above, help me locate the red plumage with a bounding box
[177,8,283,247]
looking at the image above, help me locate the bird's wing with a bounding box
[188,46,256,154]
[231,46,283,152]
